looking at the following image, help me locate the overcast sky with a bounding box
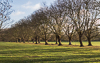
[10,0,55,25]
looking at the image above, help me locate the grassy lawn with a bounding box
[0,42,100,63]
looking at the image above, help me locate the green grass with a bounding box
[0,42,100,63]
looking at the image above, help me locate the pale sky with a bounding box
[9,0,55,26]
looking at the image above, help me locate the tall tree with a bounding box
[63,22,75,45]
[64,0,100,46]
[37,7,52,45]
[48,2,66,45]
[30,11,42,44]
[83,0,100,46]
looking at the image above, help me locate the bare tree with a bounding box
[63,21,75,45]
[30,11,43,44]
[48,2,66,45]
[59,0,100,46]
[82,0,100,46]
[39,7,53,45]
[0,0,13,29]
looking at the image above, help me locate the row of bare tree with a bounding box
[1,0,100,47]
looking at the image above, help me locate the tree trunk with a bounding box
[79,35,83,47]
[35,37,38,44]
[88,38,92,46]
[45,32,48,45]
[69,37,72,45]
[23,39,25,43]
[33,39,34,43]
[18,38,20,42]
[16,39,18,43]
[38,37,40,43]
[56,35,58,44]
[58,35,62,46]
[45,39,48,45]
[28,39,29,43]
[19,38,21,43]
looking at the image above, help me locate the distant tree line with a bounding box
[0,0,100,47]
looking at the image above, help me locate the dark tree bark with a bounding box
[19,38,21,43]
[35,36,38,44]
[68,37,72,45]
[58,35,62,46]
[45,39,48,45]
[32,39,34,43]
[33,39,34,43]
[23,39,25,43]
[79,34,83,47]
[87,38,92,46]
[18,38,21,43]
[38,37,40,43]
[45,32,48,45]
[56,35,58,44]
[18,38,20,42]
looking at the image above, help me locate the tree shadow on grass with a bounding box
[1,45,100,63]
[0,54,100,63]
[0,47,99,55]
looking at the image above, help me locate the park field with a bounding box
[0,41,100,63]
